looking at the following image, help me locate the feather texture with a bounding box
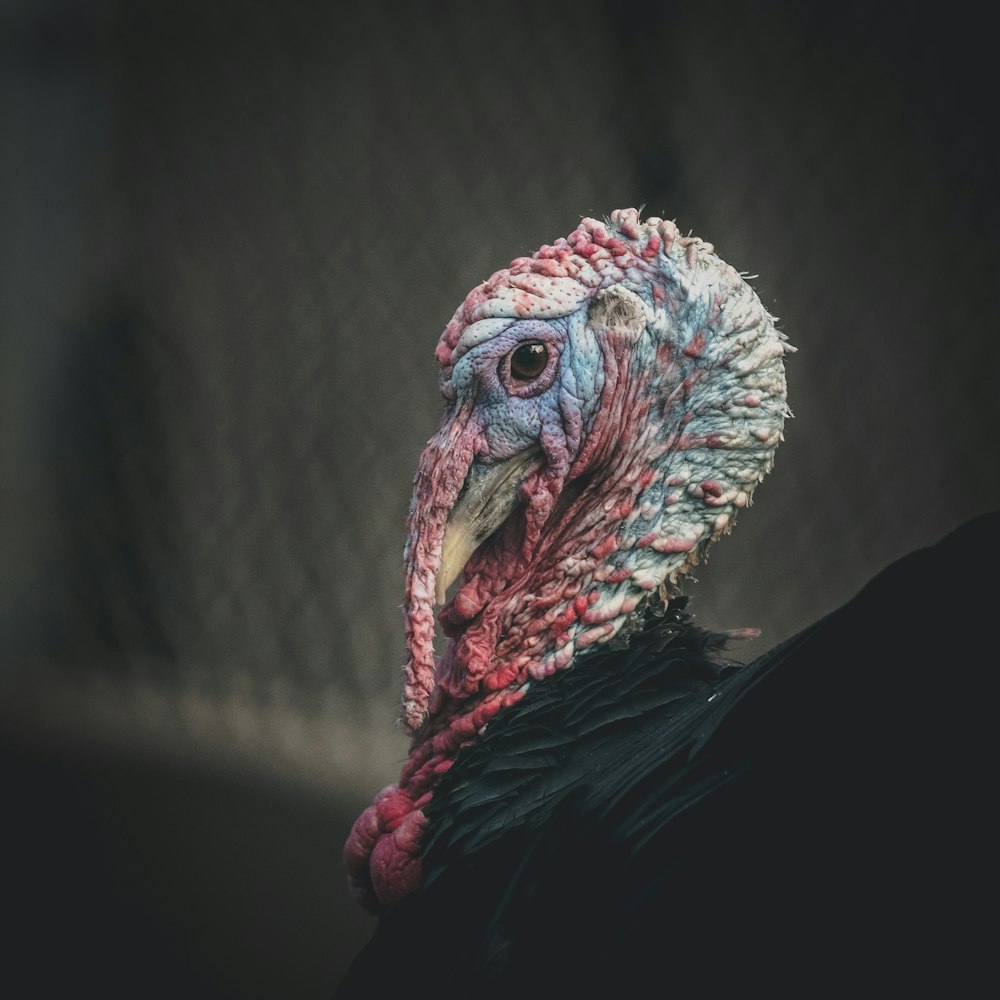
[337,510,999,997]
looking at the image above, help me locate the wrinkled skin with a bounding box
[344,208,790,912]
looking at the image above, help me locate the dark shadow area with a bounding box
[3,730,375,998]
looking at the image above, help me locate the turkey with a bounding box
[337,208,998,997]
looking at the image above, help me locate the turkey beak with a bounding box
[436,449,543,605]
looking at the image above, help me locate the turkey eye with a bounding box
[509,342,548,381]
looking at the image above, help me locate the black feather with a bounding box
[337,511,999,998]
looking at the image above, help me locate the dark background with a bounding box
[3,1,998,995]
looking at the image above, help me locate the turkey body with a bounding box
[339,212,997,995]
[337,509,999,997]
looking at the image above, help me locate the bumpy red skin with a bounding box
[344,209,788,912]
